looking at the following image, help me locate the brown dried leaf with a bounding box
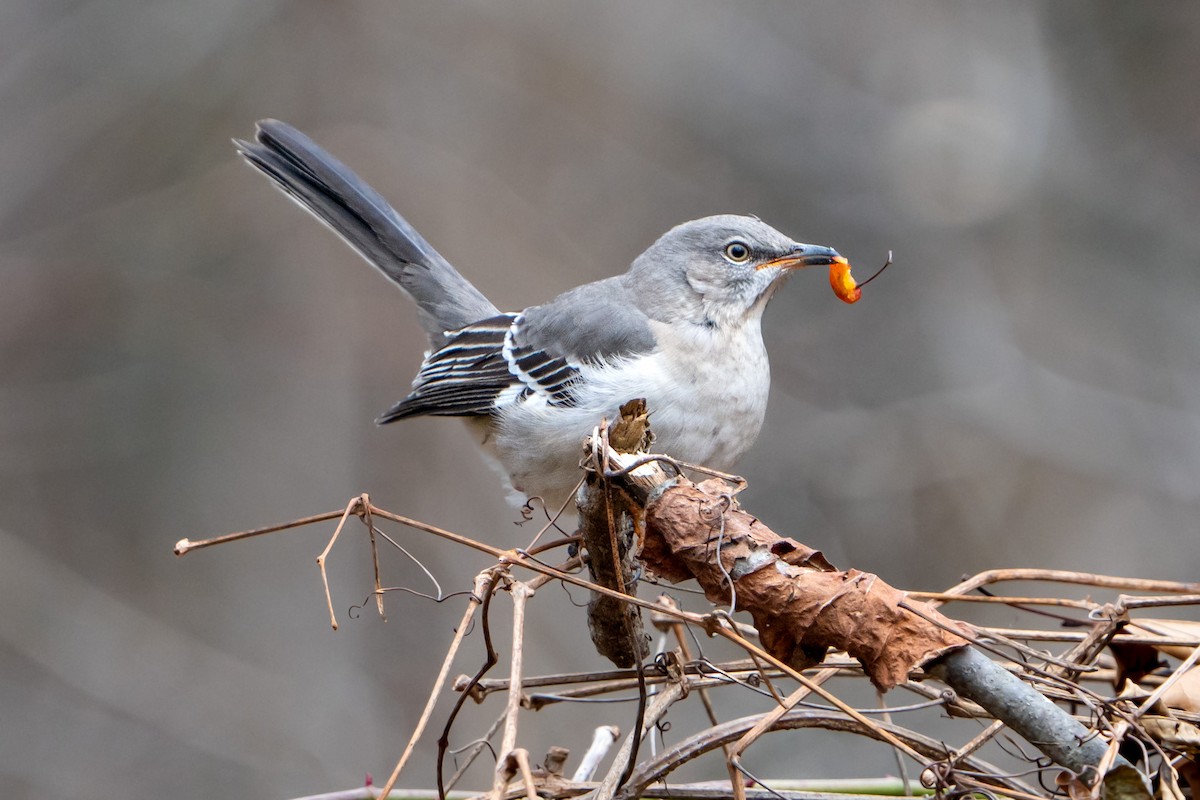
[1056,770,1093,800]
[643,479,969,690]
[1177,760,1200,798]
[769,537,835,571]
[609,398,653,453]
[1110,642,1167,686]
[1108,618,1200,686]
[1162,666,1200,714]
[1142,716,1200,754]
[1135,619,1200,660]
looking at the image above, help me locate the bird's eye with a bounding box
[723,241,751,264]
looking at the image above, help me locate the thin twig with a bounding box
[491,580,536,800]
[373,571,493,800]
[522,475,586,552]
[899,599,1097,674]
[174,508,349,554]
[594,682,687,800]
[616,707,1032,800]
[932,569,1200,609]
[711,620,928,765]
[727,669,839,800]
[444,712,504,792]
[875,690,912,796]
[661,597,727,749]
[362,498,386,620]
[510,748,538,800]
[1119,593,1200,610]
[1133,641,1200,719]
[371,525,445,601]
[438,568,505,800]
[908,591,1101,610]
[315,495,368,630]
[572,725,620,782]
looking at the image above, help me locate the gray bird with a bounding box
[236,120,845,505]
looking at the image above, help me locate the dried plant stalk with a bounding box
[578,472,649,667]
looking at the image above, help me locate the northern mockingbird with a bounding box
[236,120,847,505]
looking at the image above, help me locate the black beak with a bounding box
[758,244,844,270]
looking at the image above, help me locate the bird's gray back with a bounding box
[515,275,658,364]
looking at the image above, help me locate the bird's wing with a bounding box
[377,277,659,422]
[377,314,525,421]
[514,275,659,365]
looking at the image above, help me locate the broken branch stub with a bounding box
[578,471,650,667]
[642,478,969,690]
[577,399,654,668]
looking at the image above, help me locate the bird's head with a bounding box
[628,215,843,329]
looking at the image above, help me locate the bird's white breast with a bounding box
[631,319,771,468]
[492,317,771,505]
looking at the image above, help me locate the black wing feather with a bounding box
[376,313,582,422]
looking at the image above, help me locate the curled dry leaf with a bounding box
[1135,619,1200,661]
[642,477,969,690]
[1056,770,1095,800]
[1142,715,1200,754]
[1110,642,1168,686]
[1178,760,1200,799]
[1162,666,1200,715]
[1110,619,1200,686]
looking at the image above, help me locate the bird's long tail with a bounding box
[235,119,499,339]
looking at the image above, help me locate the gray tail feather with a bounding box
[235,120,499,338]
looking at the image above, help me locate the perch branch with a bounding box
[590,437,1148,798]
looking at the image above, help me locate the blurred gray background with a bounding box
[2,2,1199,798]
